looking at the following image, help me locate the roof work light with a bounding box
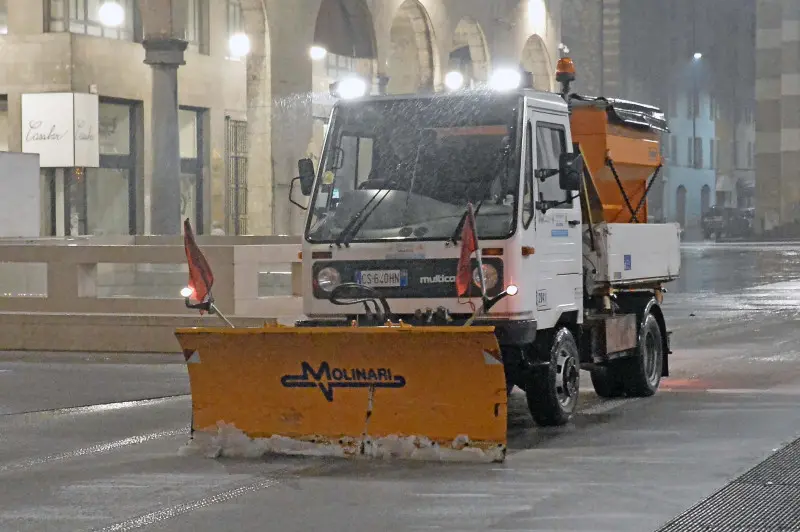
[330,76,369,100]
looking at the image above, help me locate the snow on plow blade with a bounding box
[175,325,508,462]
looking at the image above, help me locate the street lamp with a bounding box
[229,33,251,59]
[693,52,703,61]
[310,46,328,61]
[98,1,125,27]
[444,71,465,91]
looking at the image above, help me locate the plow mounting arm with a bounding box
[329,283,393,322]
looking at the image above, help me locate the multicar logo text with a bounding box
[280,361,407,402]
[419,274,456,284]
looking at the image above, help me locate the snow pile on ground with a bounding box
[178,423,505,463]
[362,434,504,462]
[178,422,348,459]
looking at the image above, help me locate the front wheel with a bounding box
[525,328,580,427]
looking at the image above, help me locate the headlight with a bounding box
[317,267,341,292]
[473,264,499,291]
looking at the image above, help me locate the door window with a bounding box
[536,123,570,208]
[522,121,534,228]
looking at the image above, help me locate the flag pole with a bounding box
[209,301,235,328]
[469,203,488,303]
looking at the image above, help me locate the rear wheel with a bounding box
[621,312,664,397]
[590,366,625,398]
[526,328,580,427]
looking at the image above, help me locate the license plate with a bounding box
[355,270,409,288]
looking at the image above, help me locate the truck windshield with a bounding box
[305,94,521,244]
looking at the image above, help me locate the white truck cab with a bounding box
[290,80,680,427]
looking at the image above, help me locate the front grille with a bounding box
[312,258,504,300]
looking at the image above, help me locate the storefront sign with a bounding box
[21,92,100,168]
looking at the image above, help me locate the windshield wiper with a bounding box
[333,183,394,248]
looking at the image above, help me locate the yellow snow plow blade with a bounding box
[175,324,508,462]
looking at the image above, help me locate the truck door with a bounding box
[523,108,582,330]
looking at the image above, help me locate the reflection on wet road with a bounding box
[672,242,800,294]
[664,242,800,329]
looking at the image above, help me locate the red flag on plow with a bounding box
[456,203,479,297]
[183,219,214,304]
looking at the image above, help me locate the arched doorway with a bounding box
[306,0,377,224]
[386,0,439,94]
[700,184,711,215]
[311,0,377,91]
[676,185,687,228]
[520,35,552,92]
[449,18,490,87]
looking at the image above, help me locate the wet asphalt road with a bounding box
[2,241,800,531]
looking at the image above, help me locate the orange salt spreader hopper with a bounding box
[556,57,669,224]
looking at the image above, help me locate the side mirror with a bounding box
[297,158,316,196]
[559,152,583,192]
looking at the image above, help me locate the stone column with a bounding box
[780,0,800,224]
[143,38,188,235]
[601,0,621,97]
[755,0,783,231]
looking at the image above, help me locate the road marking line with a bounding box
[1,395,190,419]
[90,462,339,532]
[0,428,187,475]
[92,478,282,532]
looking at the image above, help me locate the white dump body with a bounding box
[583,222,681,292]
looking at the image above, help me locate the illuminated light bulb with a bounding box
[336,76,368,99]
[489,68,523,91]
[444,71,465,91]
[229,33,251,58]
[310,46,327,61]
[98,1,125,27]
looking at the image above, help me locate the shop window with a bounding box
[0,0,7,34]
[694,137,703,169]
[180,107,205,233]
[709,139,715,170]
[49,0,141,42]
[185,0,209,54]
[225,117,248,235]
[0,96,8,152]
[670,136,677,164]
[62,100,140,236]
[326,54,357,80]
[99,102,131,155]
[227,0,243,38]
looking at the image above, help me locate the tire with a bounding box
[621,312,664,397]
[526,328,580,427]
[590,366,625,398]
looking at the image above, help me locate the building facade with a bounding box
[561,0,756,232]
[755,0,800,231]
[0,0,562,237]
[662,86,717,229]
[0,0,247,236]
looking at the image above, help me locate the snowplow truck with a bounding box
[175,58,681,463]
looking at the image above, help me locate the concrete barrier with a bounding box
[0,235,304,353]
